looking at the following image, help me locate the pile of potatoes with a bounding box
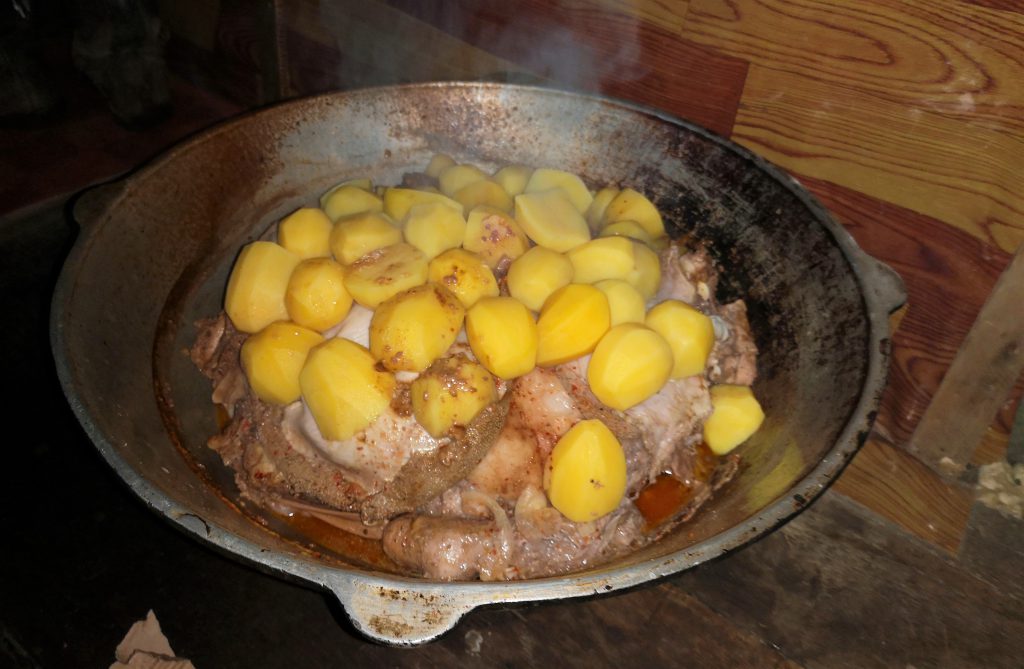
[222,155,763,523]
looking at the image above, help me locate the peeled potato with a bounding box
[463,206,530,269]
[403,201,466,259]
[369,284,465,372]
[645,299,715,378]
[383,187,464,222]
[240,321,324,405]
[411,355,498,437]
[514,188,591,253]
[299,338,396,441]
[465,296,538,379]
[285,258,353,331]
[703,385,765,455]
[525,168,594,214]
[599,220,654,245]
[506,246,575,312]
[586,187,619,232]
[277,208,333,259]
[493,164,532,197]
[438,164,488,197]
[587,324,673,410]
[601,188,666,239]
[566,236,636,284]
[535,283,611,366]
[428,248,499,309]
[319,178,373,209]
[424,153,456,178]
[225,241,301,334]
[625,241,662,300]
[453,179,514,213]
[594,279,646,326]
[545,419,627,522]
[321,185,384,222]
[343,242,429,308]
[329,211,402,265]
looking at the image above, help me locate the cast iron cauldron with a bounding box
[51,83,905,645]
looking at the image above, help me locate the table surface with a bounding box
[2,1,1023,667]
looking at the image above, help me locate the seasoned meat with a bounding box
[360,394,510,524]
[708,300,758,386]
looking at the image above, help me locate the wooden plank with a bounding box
[680,0,1024,129]
[280,0,535,93]
[383,0,750,136]
[730,64,1024,252]
[676,492,1024,668]
[793,174,1017,449]
[372,583,805,667]
[959,502,1024,602]
[832,437,973,553]
[560,0,690,34]
[907,244,1024,476]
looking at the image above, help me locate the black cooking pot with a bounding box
[51,82,905,645]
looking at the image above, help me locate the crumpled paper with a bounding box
[110,610,196,669]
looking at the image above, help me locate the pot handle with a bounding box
[72,179,128,229]
[325,577,480,646]
[856,251,907,315]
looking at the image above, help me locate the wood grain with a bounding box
[384,0,749,136]
[677,492,1024,669]
[681,0,1024,129]
[832,437,973,553]
[907,244,1024,475]
[731,64,1024,252]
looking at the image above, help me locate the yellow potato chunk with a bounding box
[424,153,456,178]
[525,168,594,214]
[514,188,591,253]
[285,258,353,331]
[703,385,765,455]
[240,321,324,405]
[382,187,464,222]
[545,419,627,522]
[594,279,646,326]
[320,185,384,222]
[645,300,715,378]
[625,241,662,299]
[277,208,333,259]
[411,355,498,437]
[329,211,402,264]
[369,283,465,372]
[587,324,673,410]
[586,187,619,232]
[463,206,530,269]
[566,236,636,284]
[599,220,654,245]
[438,164,488,197]
[299,338,396,441]
[319,178,372,205]
[403,201,467,259]
[506,246,575,312]
[602,188,666,238]
[453,179,514,213]
[465,296,538,379]
[225,241,301,334]
[493,164,532,197]
[536,284,611,366]
[343,242,429,308]
[428,248,499,309]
